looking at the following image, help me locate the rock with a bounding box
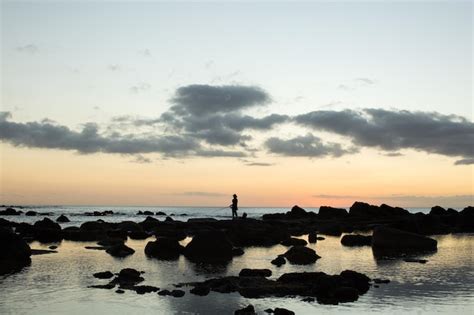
[128,231,150,240]
[137,210,154,216]
[0,207,22,215]
[318,206,348,219]
[350,202,409,218]
[280,237,307,246]
[93,271,114,279]
[56,215,70,223]
[302,297,315,302]
[144,238,184,259]
[184,230,234,263]
[319,224,342,236]
[116,289,125,294]
[140,216,160,230]
[403,258,428,264]
[89,283,116,289]
[30,249,57,255]
[25,211,37,216]
[239,268,272,277]
[158,289,171,296]
[133,285,160,294]
[288,205,308,217]
[170,289,185,297]
[85,246,107,250]
[97,237,125,247]
[461,206,474,216]
[0,227,31,275]
[235,304,256,315]
[190,285,210,296]
[113,268,144,285]
[118,221,143,233]
[156,211,167,216]
[49,245,58,250]
[33,218,62,242]
[232,248,245,256]
[317,236,325,240]
[274,308,295,315]
[340,234,372,246]
[308,232,317,243]
[372,227,437,255]
[106,243,135,257]
[283,246,320,265]
[373,278,390,284]
[333,286,359,302]
[271,255,286,267]
[430,206,446,215]
[165,216,174,222]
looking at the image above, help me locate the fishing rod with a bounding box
[215,206,230,211]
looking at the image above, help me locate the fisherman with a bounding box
[230,194,238,219]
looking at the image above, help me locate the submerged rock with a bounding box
[93,271,114,279]
[280,237,307,247]
[283,246,320,265]
[273,308,295,315]
[106,243,135,257]
[308,232,317,244]
[239,268,272,278]
[56,215,70,223]
[235,304,256,315]
[271,255,286,267]
[0,208,22,216]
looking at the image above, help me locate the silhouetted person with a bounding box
[230,194,238,219]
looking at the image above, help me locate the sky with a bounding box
[0,1,473,208]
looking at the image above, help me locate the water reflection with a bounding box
[0,234,472,314]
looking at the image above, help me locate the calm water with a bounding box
[1,206,473,314]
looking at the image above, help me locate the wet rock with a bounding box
[333,286,359,302]
[190,285,210,296]
[56,215,70,223]
[403,258,428,264]
[93,271,114,279]
[89,283,115,289]
[184,230,233,263]
[85,246,107,250]
[106,243,135,257]
[317,236,325,241]
[170,289,185,297]
[97,237,124,247]
[227,220,290,247]
[49,245,58,250]
[129,231,150,240]
[137,210,154,216]
[308,232,317,243]
[271,255,286,267]
[372,227,437,255]
[30,249,57,255]
[289,205,307,217]
[461,206,474,215]
[274,308,295,315]
[340,234,372,247]
[373,278,390,284]
[0,207,22,215]
[430,206,446,215]
[113,268,144,285]
[140,216,160,230]
[283,246,320,265]
[116,289,125,294]
[158,289,171,296]
[133,285,159,294]
[319,224,342,236]
[118,221,143,233]
[235,304,256,315]
[145,238,184,259]
[302,297,315,302]
[0,227,31,275]
[33,218,62,242]
[232,247,245,256]
[318,206,348,219]
[239,268,272,278]
[25,211,37,216]
[280,237,307,247]
[165,216,174,222]
[156,211,167,216]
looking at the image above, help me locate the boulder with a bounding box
[235,305,256,315]
[132,285,159,294]
[144,238,184,259]
[274,308,295,315]
[340,234,372,247]
[184,230,234,263]
[33,218,62,242]
[25,211,37,216]
[56,215,70,223]
[112,268,144,285]
[190,285,210,296]
[308,232,317,243]
[0,227,31,275]
[280,237,307,246]
[283,246,320,265]
[271,255,286,267]
[318,206,348,219]
[372,226,437,255]
[93,271,114,279]
[0,207,22,215]
[239,268,272,277]
[430,206,446,215]
[106,243,135,257]
[288,205,307,217]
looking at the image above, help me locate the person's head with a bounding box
[233,194,237,198]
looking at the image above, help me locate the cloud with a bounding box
[454,158,474,165]
[295,108,474,164]
[0,112,198,155]
[195,149,247,157]
[383,152,404,157]
[131,155,153,164]
[16,44,38,54]
[170,84,270,116]
[245,162,274,166]
[177,191,226,197]
[130,83,151,93]
[355,78,375,85]
[139,49,151,57]
[107,64,120,71]
[265,133,357,158]
[313,194,359,199]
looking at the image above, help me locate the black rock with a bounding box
[89,283,115,289]
[106,243,135,257]
[308,232,317,244]
[281,237,307,246]
[239,268,272,277]
[372,226,437,255]
[232,248,245,256]
[113,268,144,285]
[33,218,62,242]
[235,304,256,315]
[0,208,22,216]
[190,285,210,296]
[158,289,171,296]
[274,308,295,315]
[93,271,114,279]
[0,227,32,275]
[403,258,428,264]
[373,278,390,284]
[170,289,185,297]
[284,246,320,265]
[56,215,70,223]
[430,206,446,215]
[184,230,234,263]
[318,206,348,219]
[25,211,37,216]
[133,285,159,294]
[271,255,286,267]
[145,238,184,259]
[340,234,372,247]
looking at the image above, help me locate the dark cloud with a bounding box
[312,194,358,199]
[265,133,357,158]
[295,109,474,164]
[0,112,198,155]
[245,162,274,166]
[454,158,474,165]
[131,155,153,164]
[195,149,247,158]
[177,192,225,197]
[171,84,270,116]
